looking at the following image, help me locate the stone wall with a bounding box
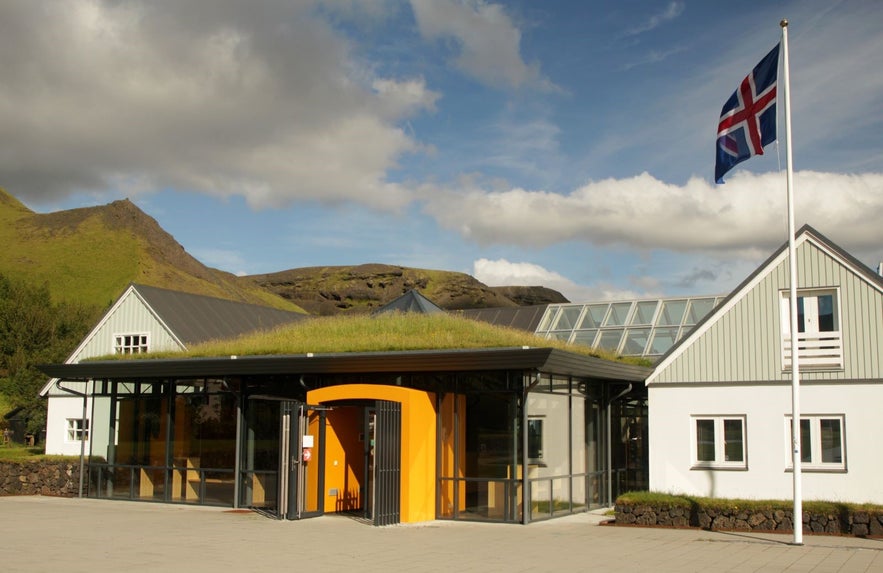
[615,502,883,537]
[0,460,82,497]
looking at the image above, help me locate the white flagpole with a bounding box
[780,18,802,546]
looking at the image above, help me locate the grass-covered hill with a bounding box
[245,264,568,315]
[0,188,302,314]
[2,188,567,317]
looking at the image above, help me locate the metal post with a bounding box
[53,379,90,498]
[780,18,803,546]
[233,396,242,509]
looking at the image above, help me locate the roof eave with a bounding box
[41,347,650,384]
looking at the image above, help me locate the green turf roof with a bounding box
[99,313,651,367]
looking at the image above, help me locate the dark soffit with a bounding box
[41,347,650,383]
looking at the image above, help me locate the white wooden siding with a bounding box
[652,240,883,384]
[75,293,182,360]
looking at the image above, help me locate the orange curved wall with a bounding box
[307,384,437,523]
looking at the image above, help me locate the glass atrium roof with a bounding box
[535,295,725,360]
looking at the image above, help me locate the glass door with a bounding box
[240,398,285,517]
[289,403,326,520]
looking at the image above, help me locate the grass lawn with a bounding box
[0,446,77,462]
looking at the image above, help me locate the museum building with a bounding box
[42,344,650,525]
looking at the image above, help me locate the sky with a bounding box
[3,0,883,302]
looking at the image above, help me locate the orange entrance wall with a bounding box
[307,384,437,523]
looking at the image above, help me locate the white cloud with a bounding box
[0,0,437,211]
[473,257,568,287]
[472,258,652,302]
[425,171,883,262]
[409,0,552,90]
[625,1,685,36]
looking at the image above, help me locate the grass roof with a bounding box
[119,313,651,367]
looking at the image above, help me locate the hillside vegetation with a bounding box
[247,264,567,315]
[2,188,566,316]
[0,274,93,435]
[0,188,303,313]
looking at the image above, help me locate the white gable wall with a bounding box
[650,238,883,384]
[648,232,883,504]
[44,287,184,455]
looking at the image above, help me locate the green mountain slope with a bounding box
[0,188,304,313]
[2,186,567,318]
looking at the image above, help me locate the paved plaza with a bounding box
[1,496,882,572]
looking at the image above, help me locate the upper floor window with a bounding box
[780,289,842,370]
[114,333,149,354]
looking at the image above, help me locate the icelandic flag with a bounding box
[715,43,780,183]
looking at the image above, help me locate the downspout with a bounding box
[522,371,543,525]
[606,383,632,507]
[52,379,90,498]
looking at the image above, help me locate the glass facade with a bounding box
[435,372,635,524]
[537,295,724,359]
[438,374,522,522]
[87,379,238,506]
[82,366,647,525]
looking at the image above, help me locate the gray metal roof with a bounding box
[41,346,651,383]
[133,283,308,345]
[458,305,549,332]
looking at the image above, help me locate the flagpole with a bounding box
[780,18,802,546]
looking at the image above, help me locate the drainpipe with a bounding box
[52,379,90,498]
[522,371,543,525]
[606,383,632,507]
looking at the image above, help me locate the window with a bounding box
[781,289,842,369]
[692,416,746,469]
[66,418,89,442]
[785,415,845,471]
[621,328,651,355]
[114,333,149,354]
[604,302,632,326]
[630,301,659,325]
[552,306,582,330]
[657,299,688,326]
[527,417,544,463]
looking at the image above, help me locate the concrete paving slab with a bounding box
[1,497,882,572]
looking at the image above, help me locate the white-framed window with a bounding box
[784,415,846,471]
[780,289,842,369]
[66,418,89,442]
[691,416,747,469]
[114,333,149,354]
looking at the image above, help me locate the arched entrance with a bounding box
[307,384,436,525]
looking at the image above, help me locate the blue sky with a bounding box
[4,0,883,301]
